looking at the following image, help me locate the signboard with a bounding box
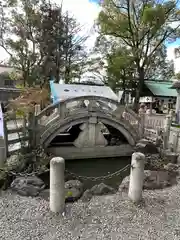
[50,83,119,102]
[139,96,153,103]
[0,104,4,138]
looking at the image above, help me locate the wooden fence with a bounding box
[144,114,165,130]
[3,116,29,156]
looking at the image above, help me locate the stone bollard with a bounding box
[172,132,179,153]
[163,114,172,150]
[128,152,145,203]
[50,157,65,213]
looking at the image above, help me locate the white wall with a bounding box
[0,65,14,74]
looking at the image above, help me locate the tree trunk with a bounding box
[64,57,71,84]
[22,71,27,87]
[55,55,60,83]
[122,77,126,104]
[133,67,145,112]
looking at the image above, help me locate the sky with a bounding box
[0,0,180,72]
[0,0,101,62]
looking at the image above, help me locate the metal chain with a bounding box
[0,168,49,177]
[0,164,130,180]
[65,164,130,181]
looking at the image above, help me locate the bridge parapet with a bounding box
[36,96,141,127]
[36,95,122,122]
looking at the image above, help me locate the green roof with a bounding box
[145,81,177,97]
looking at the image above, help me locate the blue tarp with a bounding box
[50,80,59,104]
[49,80,119,103]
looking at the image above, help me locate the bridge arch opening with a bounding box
[49,122,129,147]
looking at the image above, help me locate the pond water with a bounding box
[65,157,131,190]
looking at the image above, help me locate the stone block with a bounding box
[135,139,158,154]
[89,117,97,124]
[163,150,178,163]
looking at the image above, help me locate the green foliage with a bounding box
[97,0,180,109]
[147,44,174,80]
[15,109,25,117]
[0,0,88,86]
[106,46,136,91]
[175,72,180,80]
[171,122,180,128]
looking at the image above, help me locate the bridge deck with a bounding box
[47,144,133,160]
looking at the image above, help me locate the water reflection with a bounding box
[65,157,131,190]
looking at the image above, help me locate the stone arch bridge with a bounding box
[34,96,143,159]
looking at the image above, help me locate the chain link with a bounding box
[0,168,49,177]
[65,164,130,181]
[0,164,130,180]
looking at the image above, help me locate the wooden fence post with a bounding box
[3,118,8,158]
[28,111,37,149]
[0,115,7,166]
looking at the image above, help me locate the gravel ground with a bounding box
[1,184,180,240]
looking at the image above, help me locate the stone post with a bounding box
[139,113,145,138]
[34,104,44,125]
[163,113,172,150]
[59,102,67,119]
[34,104,41,116]
[175,89,180,123]
[54,108,58,114]
[172,132,179,153]
[50,157,65,213]
[128,152,145,203]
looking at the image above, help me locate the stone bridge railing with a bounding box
[36,95,120,122]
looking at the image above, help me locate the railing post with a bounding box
[34,104,41,116]
[128,152,145,203]
[50,157,65,213]
[35,104,45,126]
[172,132,179,153]
[163,113,172,150]
[139,113,145,138]
[59,102,67,119]
[122,106,129,122]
